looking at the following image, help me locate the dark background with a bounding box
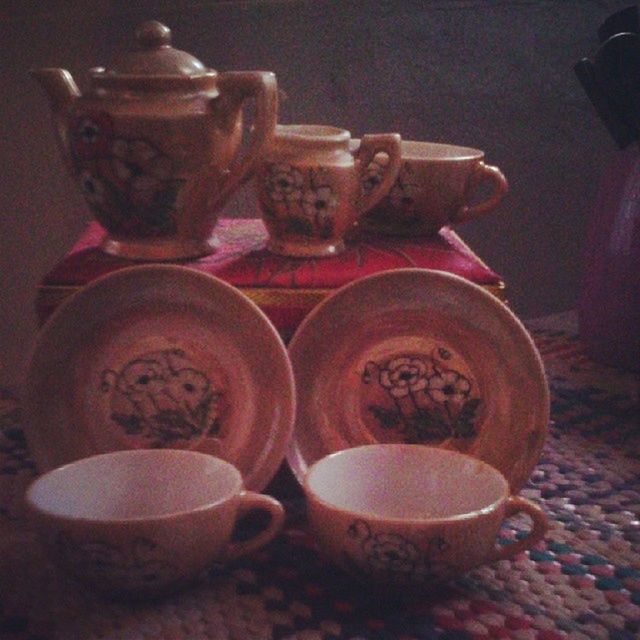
[0,0,630,386]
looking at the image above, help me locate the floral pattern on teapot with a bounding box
[260,163,338,239]
[361,346,482,444]
[70,111,185,238]
[100,348,225,448]
[343,520,455,584]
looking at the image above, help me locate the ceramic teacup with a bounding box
[304,445,547,589]
[353,140,508,236]
[26,449,284,598]
[256,124,402,257]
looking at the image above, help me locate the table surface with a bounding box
[1,311,639,640]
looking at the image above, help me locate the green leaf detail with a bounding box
[286,216,314,237]
[453,398,481,438]
[405,408,451,443]
[368,405,400,430]
[111,412,144,435]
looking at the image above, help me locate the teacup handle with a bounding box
[490,496,548,562]
[210,71,278,210]
[457,162,508,222]
[354,133,403,214]
[225,491,285,561]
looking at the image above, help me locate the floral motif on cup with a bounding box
[70,111,184,237]
[388,166,419,211]
[345,520,453,584]
[362,347,481,444]
[361,155,387,195]
[56,532,179,592]
[365,163,421,224]
[261,163,336,239]
[100,348,225,448]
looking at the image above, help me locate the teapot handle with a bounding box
[211,71,278,210]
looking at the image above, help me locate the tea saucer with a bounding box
[24,265,296,491]
[287,269,549,493]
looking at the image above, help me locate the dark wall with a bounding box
[0,0,629,385]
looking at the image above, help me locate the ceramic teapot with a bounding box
[32,20,277,260]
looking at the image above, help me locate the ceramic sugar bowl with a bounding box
[33,20,277,260]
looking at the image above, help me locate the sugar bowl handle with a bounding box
[354,133,403,214]
[490,496,548,562]
[225,491,285,561]
[212,71,278,210]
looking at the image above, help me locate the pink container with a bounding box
[579,145,640,371]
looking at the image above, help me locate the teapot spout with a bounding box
[31,68,81,112]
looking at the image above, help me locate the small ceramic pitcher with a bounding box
[256,125,402,257]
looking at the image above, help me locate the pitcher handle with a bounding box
[489,496,548,562]
[457,162,508,222]
[354,133,402,214]
[224,491,285,561]
[212,70,278,210]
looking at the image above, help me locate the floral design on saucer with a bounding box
[56,532,179,592]
[361,347,481,444]
[344,520,454,584]
[261,163,337,239]
[100,348,225,448]
[70,111,184,238]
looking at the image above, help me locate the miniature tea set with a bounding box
[25,20,547,597]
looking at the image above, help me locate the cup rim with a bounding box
[275,124,350,145]
[401,140,483,161]
[350,138,483,161]
[303,444,508,525]
[26,449,244,524]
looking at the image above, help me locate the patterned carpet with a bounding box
[1,312,639,640]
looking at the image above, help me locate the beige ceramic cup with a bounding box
[304,445,547,589]
[256,124,402,257]
[354,140,508,236]
[26,449,284,598]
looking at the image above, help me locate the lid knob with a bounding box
[135,20,172,49]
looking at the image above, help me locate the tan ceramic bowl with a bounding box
[304,445,547,589]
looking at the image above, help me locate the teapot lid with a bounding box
[95,20,213,78]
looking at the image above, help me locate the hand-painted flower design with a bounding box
[111,138,174,207]
[364,532,419,572]
[363,349,481,443]
[301,185,337,220]
[348,520,418,575]
[56,532,178,592]
[379,357,429,398]
[427,370,472,404]
[78,170,108,208]
[389,178,417,209]
[266,163,304,203]
[101,349,223,446]
[71,112,114,159]
[362,156,387,194]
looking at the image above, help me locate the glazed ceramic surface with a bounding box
[287,269,549,493]
[32,20,277,260]
[256,125,402,257]
[23,265,295,491]
[304,445,547,588]
[26,450,284,597]
[354,140,507,237]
